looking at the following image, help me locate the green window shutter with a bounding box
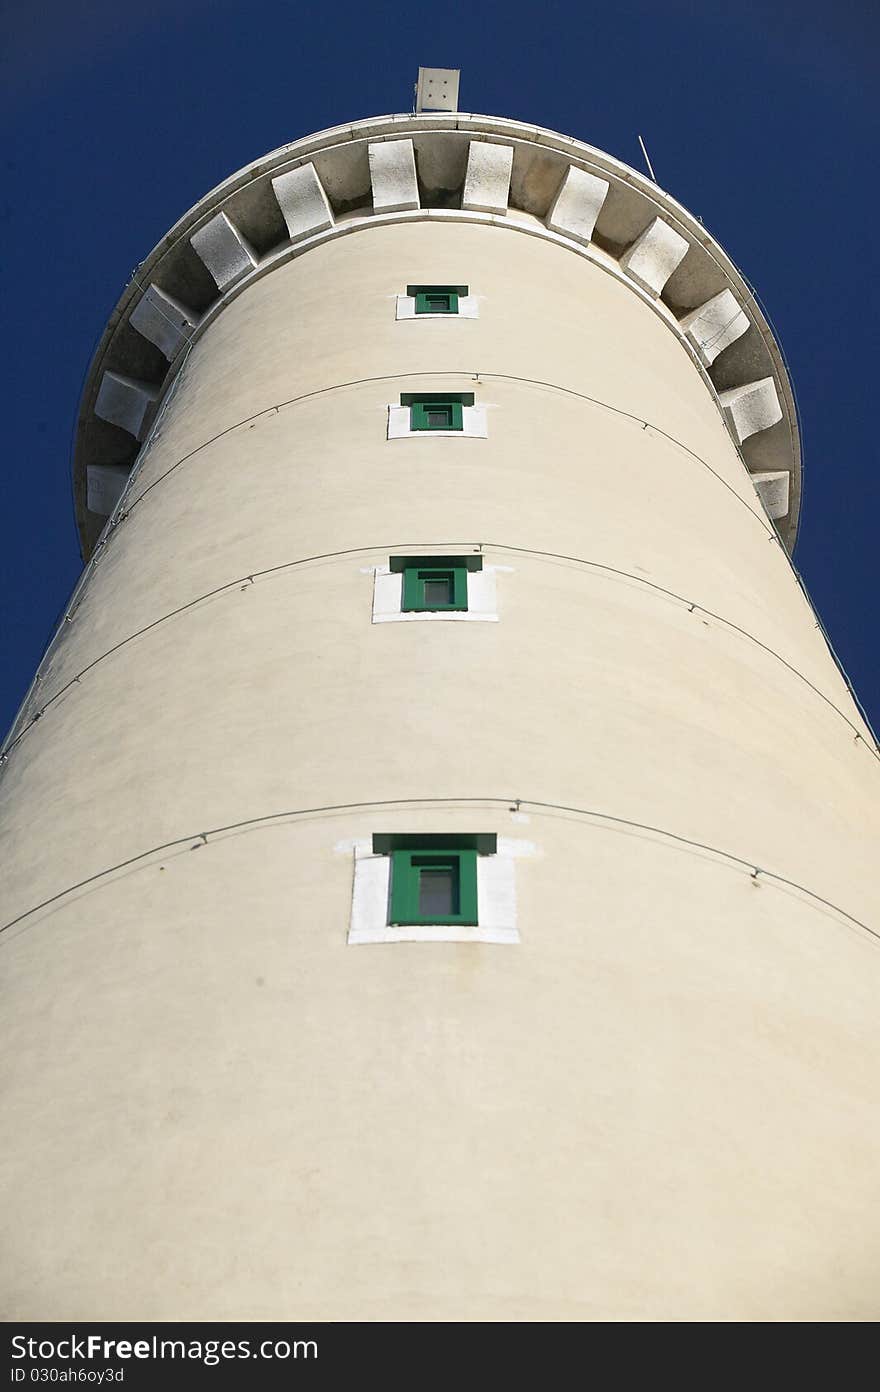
[389,850,418,924]
[389,848,478,926]
[401,564,468,611]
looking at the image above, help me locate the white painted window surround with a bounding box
[371,565,504,623]
[395,294,479,320]
[340,836,534,944]
[387,404,488,439]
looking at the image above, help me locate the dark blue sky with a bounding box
[2,0,877,735]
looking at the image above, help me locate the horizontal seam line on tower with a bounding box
[1,795,876,949]
[106,358,859,743]
[2,543,874,765]
[99,370,774,540]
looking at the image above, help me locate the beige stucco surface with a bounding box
[2,220,879,1321]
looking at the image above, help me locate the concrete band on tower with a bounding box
[74,112,800,558]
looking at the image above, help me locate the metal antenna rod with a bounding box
[638,134,658,184]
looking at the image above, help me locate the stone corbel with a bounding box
[680,289,749,366]
[86,464,130,516]
[130,284,198,361]
[750,470,790,520]
[619,216,689,298]
[368,139,420,212]
[719,378,783,444]
[271,163,335,242]
[190,212,258,291]
[462,141,514,215]
[545,165,610,245]
[94,372,160,440]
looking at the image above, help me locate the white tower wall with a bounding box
[2,120,880,1322]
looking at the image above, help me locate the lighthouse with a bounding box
[3,73,880,1321]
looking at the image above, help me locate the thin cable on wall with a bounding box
[90,370,778,544]
[1,541,876,766]
[1,794,876,950]
[4,365,784,751]
[31,316,872,772]
[83,361,872,751]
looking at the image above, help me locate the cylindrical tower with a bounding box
[3,105,880,1322]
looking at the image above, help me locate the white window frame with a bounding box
[341,837,532,945]
[370,563,503,623]
[396,293,480,320]
[387,403,488,439]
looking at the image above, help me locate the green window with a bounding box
[408,284,468,315]
[390,554,482,613]
[372,833,496,927]
[390,850,477,925]
[418,291,457,315]
[400,392,474,433]
[403,564,467,611]
[410,400,462,431]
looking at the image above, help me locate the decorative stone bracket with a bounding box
[78,116,800,555]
